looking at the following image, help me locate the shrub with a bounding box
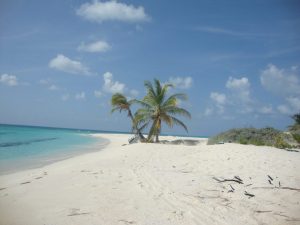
[292,133,300,144]
[274,135,291,149]
[208,127,294,149]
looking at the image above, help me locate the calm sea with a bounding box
[0,124,109,175]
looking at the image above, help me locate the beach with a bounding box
[0,133,299,225]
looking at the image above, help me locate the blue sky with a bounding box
[1,0,300,136]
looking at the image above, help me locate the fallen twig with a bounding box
[268,180,273,185]
[213,177,243,184]
[234,176,242,182]
[255,210,272,213]
[228,184,235,192]
[244,191,255,198]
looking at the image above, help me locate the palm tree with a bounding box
[134,79,191,142]
[111,93,146,141]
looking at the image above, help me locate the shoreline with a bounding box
[0,133,299,225]
[0,134,110,176]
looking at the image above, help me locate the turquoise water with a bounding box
[0,124,108,174]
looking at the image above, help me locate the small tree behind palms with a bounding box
[135,79,191,142]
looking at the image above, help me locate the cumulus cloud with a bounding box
[168,76,193,89]
[226,76,251,102]
[204,76,254,117]
[210,92,227,105]
[209,92,227,114]
[75,92,86,100]
[76,0,150,23]
[260,64,300,96]
[49,54,91,75]
[0,74,18,86]
[102,72,125,93]
[260,64,300,115]
[275,97,300,115]
[94,90,102,98]
[78,40,111,53]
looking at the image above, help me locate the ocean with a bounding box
[0,124,109,175]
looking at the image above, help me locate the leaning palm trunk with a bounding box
[128,110,146,141]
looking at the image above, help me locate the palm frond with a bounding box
[169,116,189,133]
[164,107,191,119]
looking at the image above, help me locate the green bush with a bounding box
[239,138,248,145]
[208,127,295,149]
[274,135,291,149]
[292,133,300,144]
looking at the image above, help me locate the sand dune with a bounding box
[0,134,299,225]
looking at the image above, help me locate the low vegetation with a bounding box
[208,127,299,149]
[208,112,300,149]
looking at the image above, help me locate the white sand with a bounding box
[0,134,299,225]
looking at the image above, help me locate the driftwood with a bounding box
[213,177,244,184]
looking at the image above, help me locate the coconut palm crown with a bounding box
[134,79,191,142]
[111,93,145,140]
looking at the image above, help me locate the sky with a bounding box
[0,0,300,136]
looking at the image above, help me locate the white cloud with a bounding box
[209,92,227,114]
[286,96,300,112]
[48,84,59,91]
[49,54,91,75]
[226,76,250,90]
[204,107,213,116]
[61,94,70,101]
[210,92,226,105]
[277,105,291,115]
[169,76,193,89]
[102,72,125,93]
[94,90,102,98]
[75,92,86,100]
[260,64,300,96]
[76,0,150,23]
[0,74,18,86]
[129,89,139,97]
[260,105,273,114]
[78,40,111,53]
[226,76,251,102]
